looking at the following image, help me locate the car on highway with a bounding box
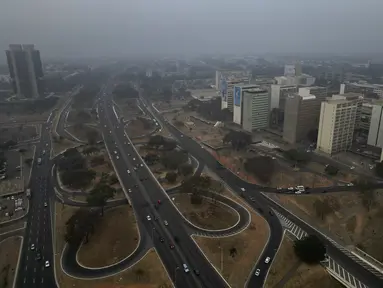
[30,244,35,250]
[127,169,130,174]
[36,253,41,261]
[159,237,164,243]
[128,188,132,193]
[183,264,190,273]
[114,150,117,154]
[45,260,50,268]
[255,269,260,276]
[194,269,200,276]
[240,187,246,192]
[164,220,168,226]
[157,200,161,204]
[116,156,119,159]
[180,135,183,137]
[146,215,151,221]
[265,257,271,263]
[134,167,137,171]
[140,163,143,167]
[44,202,48,207]
[169,243,175,249]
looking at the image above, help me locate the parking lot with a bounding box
[0,150,23,196]
[0,194,28,224]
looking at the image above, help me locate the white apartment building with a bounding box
[232,84,260,125]
[241,88,269,132]
[221,79,249,112]
[367,102,383,148]
[317,96,358,155]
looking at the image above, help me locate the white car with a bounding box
[114,151,117,154]
[347,183,354,186]
[133,158,136,161]
[255,269,260,276]
[240,188,246,192]
[140,164,143,167]
[146,215,151,221]
[45,260,50,268]
[265,257,271,264]
[164,220,168,226]
[183,264,189,273]
[109,131,112,133]
[180,135,183,138]
[31,244,35,250]
[128,189,132,193]
[116,156,119,160]
[127,169,131,174]
[44,202,48,207]
[104,125,106,127]
[350,166,355,170]
[295,191,302,194]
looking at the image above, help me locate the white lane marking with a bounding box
[24,277,26,283]
[34,267,36,272]
[33,278,35,283]
[25,266,27,271]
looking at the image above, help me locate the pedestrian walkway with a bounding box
[274,210,371,288]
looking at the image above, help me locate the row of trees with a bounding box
[244,156,275,183]
[223,131,252,150]
[147,135,177,151]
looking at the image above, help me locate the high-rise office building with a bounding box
[283,94,319,144]
[232,84,260,125]
[6,44,44,98]
[241,88,269,132]
[317,96,358,155]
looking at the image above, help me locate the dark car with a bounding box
[169,243,175,249]
[269,210,274,216]
[159,237,164,243]
[194,269,200,276]
[36,253,41,261]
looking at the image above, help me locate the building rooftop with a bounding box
[244,88,268,94]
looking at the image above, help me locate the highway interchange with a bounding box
[5,79,383,288]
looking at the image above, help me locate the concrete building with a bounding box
[216,70,251,92]
[241,88,269,132]
[367,102,383,148]
[298,86,328,103]
[283,94,318,144]
[221,79,249,112]
[270,84,297,110]
[359,103,373,137]
[5,44,44,98]
[340,82,383,98]
[233,84,260,125]
[317,96,358,155]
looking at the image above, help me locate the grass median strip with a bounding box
[55,202,172,288]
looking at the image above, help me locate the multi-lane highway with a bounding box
[142,94,383,288]
[15,118,56,288]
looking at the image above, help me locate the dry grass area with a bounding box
[51,137,79,157]
[0,236,22,288]
[126,118,155,138]
[208,148,335,188]
[264,234,299,287]
[0,111,52,123]
[283,263,345,288]
[66,125,101,143]
[0,124,39,143]
[77,205,139,267]
[268,191,383,261]
[55,203,172,288]
[173,193,239,230]
[194,171,269,288]
[306,162,358,183]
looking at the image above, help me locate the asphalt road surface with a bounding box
[15,120,56,288]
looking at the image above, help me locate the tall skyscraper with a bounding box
[6,44,44,98]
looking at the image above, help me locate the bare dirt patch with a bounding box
[172,193,239,230]
[0,236,22,288]
[77,205,139,267]
[51,137,79,157]
[267,191,383,261]
[55,203,172,288]
[193,171,269,288]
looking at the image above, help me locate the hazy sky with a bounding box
[1,0,383,61]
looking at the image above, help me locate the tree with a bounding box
[313,199,333,220]
[65,209,97,245]
[165,172,177,183]
[244,156,275,183]
[324,165,339,176]
[148,135,165,149]
[161,150,188,170]
[90,155,105,167]
[223,131,252,150]
[134,268,145,281]
[86,129,100,145]
[86,183,116,215]
[229,247,237,258]
[283,149,310,165]
[293,235,326,264]
[162,140,177,151]
[108,174,118,185]
[178,163,193,177]
[61,169,96,189]
[83,146,99,155]
[143,153,159,165]
[18,148,27,154]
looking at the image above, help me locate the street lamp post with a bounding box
[174,266,180,286]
